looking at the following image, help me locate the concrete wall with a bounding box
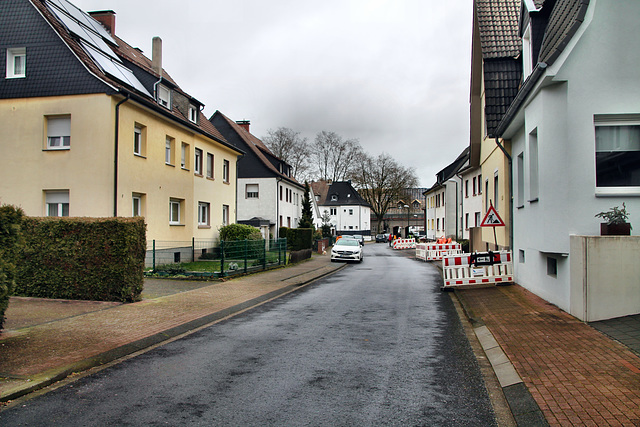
[570,236,640,322]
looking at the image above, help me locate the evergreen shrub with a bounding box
[0,205,24,330]
[15,217,146,302]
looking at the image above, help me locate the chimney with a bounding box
[152,37,163,77]
[236,120,250,133]
[89,11,116,36]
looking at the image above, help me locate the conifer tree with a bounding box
[299,182,314,228]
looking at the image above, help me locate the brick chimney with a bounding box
[88,11,116,36]
[236,120,250,133]
[152,37,163,77]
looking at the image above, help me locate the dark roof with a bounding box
[494,0,591,137]
[312,181,370,207]
[476,0,522,59]
[22,0,235,150]
[210,111,303,189]
[425,147,470,194]
[483,58,523,135]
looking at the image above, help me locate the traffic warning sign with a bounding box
[480,205,505,227]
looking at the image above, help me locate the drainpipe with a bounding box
[494,137,513,250]
[114,94,130,217]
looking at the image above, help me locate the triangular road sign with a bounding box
[480,205,505,227]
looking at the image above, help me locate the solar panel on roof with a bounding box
[47,0,117,45]
[81,42,151,97]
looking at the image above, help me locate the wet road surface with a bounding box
[0,244,496,426]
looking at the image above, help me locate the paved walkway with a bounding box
[456,285,640,427]
[0,254,344,402]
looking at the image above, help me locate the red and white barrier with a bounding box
[442,251,513,288]
[392,238,416,250]
[416,243,462,261]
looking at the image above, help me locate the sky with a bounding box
[72,0,473,187]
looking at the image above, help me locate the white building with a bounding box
[311,181,371,238]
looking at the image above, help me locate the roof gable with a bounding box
[314,181,370,207]
[476,0,522,59]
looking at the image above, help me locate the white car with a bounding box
[331,238,363,263]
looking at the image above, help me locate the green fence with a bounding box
[147,238,287,278]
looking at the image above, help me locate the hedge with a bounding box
[280,227,313,251]
[14,217,146,303]
[0,205,24,331]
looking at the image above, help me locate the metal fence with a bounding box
[146,238,287,277]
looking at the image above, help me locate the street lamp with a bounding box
[404,204,409,237]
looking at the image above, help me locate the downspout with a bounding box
[276,177,282,238]
[114,94,130,217]
[456,172,464,240]
[494,137,513,250]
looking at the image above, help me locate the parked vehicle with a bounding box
[375,234,387,243]
[330,238,363,263]
[353,234,364,246]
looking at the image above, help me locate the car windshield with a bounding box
[336,239,358,246]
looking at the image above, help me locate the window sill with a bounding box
[166,163,175,167]
[181,167,189,171]
[206,176,215,181]
[169,223,184,227]
[134,153,147,159]
[6,75,26,79]
[43,147,70,151]
[194,173,203,177]
[223,181,230,185]
[198,225,211,229]
[517,205,525,209]
[528,198,539,203]
[596,187,640,197]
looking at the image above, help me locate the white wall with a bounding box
[509,0,640,312]
[570,236,640,321]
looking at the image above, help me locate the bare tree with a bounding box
[351,153,419,233]
[311,131,362,182]
[262,127,310,181]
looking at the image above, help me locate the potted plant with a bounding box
[595,203,632,236]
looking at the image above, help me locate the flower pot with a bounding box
[600,223,631,236]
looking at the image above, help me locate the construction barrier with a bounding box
[442,251,513,289]
[416,243,462,261]
[392,238,416,250]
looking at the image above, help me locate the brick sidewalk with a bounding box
[458,285,640,426]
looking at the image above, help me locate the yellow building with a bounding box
[469,0,522,250]
[0,1,241,248]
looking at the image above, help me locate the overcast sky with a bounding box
[73,0,473,187]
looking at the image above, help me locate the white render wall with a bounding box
[507,0,640,312]
[460,168,483,240]
[237,177,303,236]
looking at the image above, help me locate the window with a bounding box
[475,212,481,227]
[46,116,71,149]
[188,105,198,123]
[132,193,144,217]
[206,153,214,178]
[519,249,525,264]
[45,190,69,217]
[465,213,469,230]
[222,204,229,226]
[517,153,525,207]
[529,130,539,201]
[437,218,440,230]
[223,159,230,183]
[331,195,338,201]
[595,119,640,189]
[287,217,291,227]
[349,209,353,215]
[181,142,189,169]
[280,186,283,201]
[465,180,469,198]
[473,177,477,196]
[6,48,26,78]
[169,199,182,225]
[478,175,482,194]
[165,137,174,165]
[485,179,489,209]
[198,202,210,226]
[494,173,499,211]
[194,148,203,175]
[547,256,557,278]
[134,124,146,156]
[246,184,259,198]
[330,208,337,215]
[157,85,171,108]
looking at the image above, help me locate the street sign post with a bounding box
[480,203,505,248]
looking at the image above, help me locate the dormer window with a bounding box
[157,85,171,109]
[6,48,26,78]
[522,24,533,78]
[331,195,338,201]
[188,105,198,123]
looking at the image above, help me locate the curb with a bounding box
[454,289,548,427]
[1,263,346,403]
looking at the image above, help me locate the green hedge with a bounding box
[15,217,146,303]
[280,227,313,251]
[0,205,24,331]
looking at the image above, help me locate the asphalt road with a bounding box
[0,244,496,426]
